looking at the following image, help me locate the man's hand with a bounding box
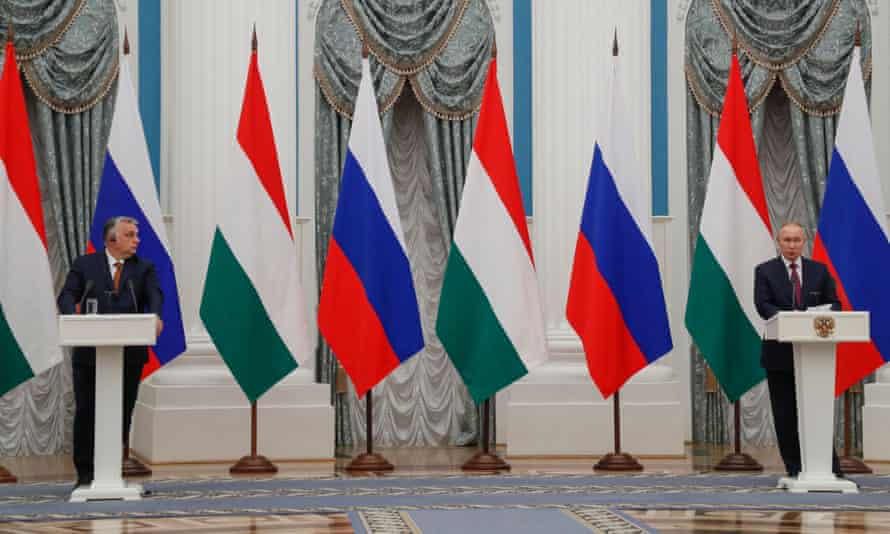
[156,317,164,338]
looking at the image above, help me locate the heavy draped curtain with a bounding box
[686,0,871,449]
[314,0,493,448]
[0,0,118,456]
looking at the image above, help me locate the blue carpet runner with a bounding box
[1,473,888,523]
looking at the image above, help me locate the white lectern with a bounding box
[765,310,869,494]
[59,314,157,502]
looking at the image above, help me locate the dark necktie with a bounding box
[113,261,123,292]
[790,263,801,309]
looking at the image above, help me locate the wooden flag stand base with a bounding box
[840,389,873,474]
[0,465,16,484]
[346,391,394,473]
[594,391,643,472]
[594,452,643,471]
[345,452,394,472]
[230,453,278,474]
[122,437,152,477]
[714,402,763,471]
[463,399,509,471]
[839,456,872,474]
[230,402,278,475]
[713,451,763,471]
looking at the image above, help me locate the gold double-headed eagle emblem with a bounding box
[813,316,835,338]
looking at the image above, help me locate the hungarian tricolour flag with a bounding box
[436,57,548,404]
[200,35,312,402]
[685,53,771,402]
[0,40,63,396]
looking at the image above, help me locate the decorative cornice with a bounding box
[307,0,323,21]
[485,0,501,23]
[340,0,471,76]
[16,0,87,61]
[675,0,692,21]
[711,0,841,73]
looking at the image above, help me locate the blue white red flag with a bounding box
[317,56,424,397]
[90,57,186,379]
[813,47,890,395]
[566,45,673,398]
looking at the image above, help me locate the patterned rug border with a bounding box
[10,470,889,487]
[356,506,650,534]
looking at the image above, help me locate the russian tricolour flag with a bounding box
[318,56,424,398]
[90,56,186,378]
[813,46,890,395]
[566,43,673,398]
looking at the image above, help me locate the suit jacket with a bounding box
[58,251,163,366]
[754,256,841,370]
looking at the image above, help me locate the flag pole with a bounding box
[836,26,872,477]
[463,397,510,471]
[345,390,394,471]
[119,26,152,479]
[229,28,282,476]
[706,34,762,473]
[0,25,19,486]
[591,31,642,473]
[230,401,278,474]
[341,39,395,474]
[459,38,509,473]
[713,400,762,471]
[839,385,872,473]
[594,389,643,471]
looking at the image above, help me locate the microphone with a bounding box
[77,280,94,314]
[127,279,139,313]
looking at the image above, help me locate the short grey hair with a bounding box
[103,216,139,243]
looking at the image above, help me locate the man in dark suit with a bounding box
[754,221,841,478]
[58,216,163,487]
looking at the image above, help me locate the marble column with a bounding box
[505,0,683,457]
[131,0,333,463]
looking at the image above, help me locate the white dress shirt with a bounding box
[106,249,124,282]
[781,256,802,287]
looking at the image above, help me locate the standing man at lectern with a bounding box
[754,221,841,478]
[58,216,163,487]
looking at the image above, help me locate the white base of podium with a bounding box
[777,475,858,494]
[70,481,144,502]
[505,360,684,456]
[132,349,333,463]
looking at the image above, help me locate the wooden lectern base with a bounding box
[713,452,764,472]
[462,451,510,471]
[345,452,394,472]
[840,456,873,474]
[230,454,278,475]
[594,452,643,471]
[0,465,16,483]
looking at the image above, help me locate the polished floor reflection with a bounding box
[1,445,888,533]
[624,510,890,533]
